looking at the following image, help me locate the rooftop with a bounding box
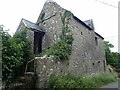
[22,18,44,33]
[84,19,95,30]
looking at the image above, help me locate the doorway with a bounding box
[34,31,45,54]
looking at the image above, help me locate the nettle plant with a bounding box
[41,10,74,61]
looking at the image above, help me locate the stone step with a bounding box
[7,72,35,89]
[25,72,34,76]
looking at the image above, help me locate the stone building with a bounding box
[17,0,106,87]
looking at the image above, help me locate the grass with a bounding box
[46,72,118,89]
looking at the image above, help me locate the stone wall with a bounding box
[36,0,106,75]
[37,1,65,51]
[67,15,106,76]
[34,0,106,88]
[35,56,69,88]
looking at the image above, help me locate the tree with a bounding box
[104,41,114,65]
[1,25,33,82]
[104,41,120,72]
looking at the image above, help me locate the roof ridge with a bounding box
[46,0,54,3]
[95,32,104,39]
[73,16,93,30]
[22,18,36,25]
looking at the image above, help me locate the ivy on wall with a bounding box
[41,10,74,61]
[40,12,45,23]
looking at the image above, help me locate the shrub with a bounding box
[46,72,117,89]
[42,40,72,60]
[2,26,33,82]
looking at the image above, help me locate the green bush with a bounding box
[104,41,120,73]
[60,26,73,45]
[42,40,72,60]
[46,74,82,88]
[46,72,117,89]
[2,26,33,82]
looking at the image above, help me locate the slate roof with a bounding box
[84,19,95,30]
[72,16,104,39]
[73,16,93,30]
[17,17,103,39]
[22,18,45,33]
[95,32,104,39]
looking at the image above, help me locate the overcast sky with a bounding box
[0,0,118,52]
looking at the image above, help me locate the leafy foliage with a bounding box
[60,26,73,45]
[42,40,72,60]
[61,10,72,25]
[104,41,114,64]
[46,73,117,89]
[2,26,33,82]
[104,41,120,72]
[13,27,33,61]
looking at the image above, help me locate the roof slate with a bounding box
[84,19,95,30]
[95,32,104,39]
[73,16,93,30]
[22,18,44,33]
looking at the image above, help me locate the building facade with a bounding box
[17,0,106,87]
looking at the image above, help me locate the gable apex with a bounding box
[84,19,95,30]
[46,0,54,3]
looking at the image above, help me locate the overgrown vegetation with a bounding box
[60,26,73,45]
[46,72,117,89]
[60,10,72,25]
[1,26,33,84]
[40,12,45,23]
[104,41,120,72]
[41,10,73,60]
[41,40,72,60]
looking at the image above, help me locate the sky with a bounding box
[0,0,119,52]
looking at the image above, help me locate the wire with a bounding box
[95,0,118,8]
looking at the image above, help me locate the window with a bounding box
[81,32,83,35]
[95,37,98,45]
[43,22,46,25]
[98,61,100,63]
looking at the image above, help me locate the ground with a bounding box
[101,79,120,88]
